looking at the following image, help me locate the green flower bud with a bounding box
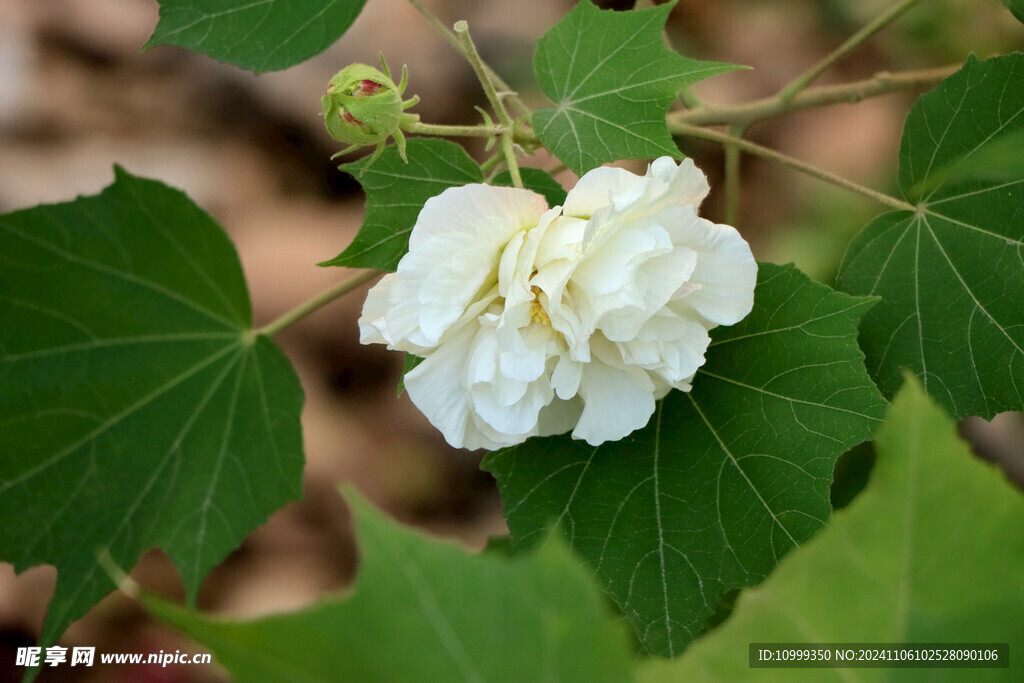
[321,55,419,169]
[322,64,403,145]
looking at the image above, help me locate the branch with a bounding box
[670,64,959,127]
[404,121,505,138]
[723,123,746,225]
[454,21,523,187]
[673,122,916,213]
[406,0,532,120]
[779,0,927,101]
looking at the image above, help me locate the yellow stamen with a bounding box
[529,286,551,325]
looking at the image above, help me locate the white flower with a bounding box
[359,157,757,450]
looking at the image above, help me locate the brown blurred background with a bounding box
[1,0,1021,680]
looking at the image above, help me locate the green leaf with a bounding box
[912,128,1024,196]
[493,168,568,208]
[396,352,423,397]
[321,139,484,271]
[836,54,1024,420]
[146,489,635,683]
[0,168,304,650]
[532,0,741,175]
[639,376,1024,682]
[1004,0,1024,24]
[483,263,888,657]
[144,0,369,72]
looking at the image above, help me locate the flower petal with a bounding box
[663,208,757,326]
[406,184,549,344]
[562,166,646,219]
[571,337,656,445]
[537,396,584,436]
[573,357,656,446]
[404,321,481,449]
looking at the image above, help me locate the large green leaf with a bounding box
[532,0,740,175]
[145,0,369,72]
[483,263,888,657]
[836,54,1024,419]
[320,139,484,271]
[0,168,304,651]
[147,489,635,683]
[639,376,1024,682]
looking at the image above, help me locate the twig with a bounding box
[674,122,916,212]
[454,21,523,188]
[404,121,505,138]
[779,0,927,102]
[670,64,958,127]
[723,123,747,225]
[405,0,532,120]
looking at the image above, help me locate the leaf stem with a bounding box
[674,122,916,212]
[454,20,523,188]
[671,64,958,127]
[258,270,382,338]
[778,0,927,102]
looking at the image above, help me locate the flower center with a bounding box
[528,285,551,326]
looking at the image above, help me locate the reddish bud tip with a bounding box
[356,79,386,96]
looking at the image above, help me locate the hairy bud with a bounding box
[321,56,419,169]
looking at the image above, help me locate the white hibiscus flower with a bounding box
[359,157,757,449]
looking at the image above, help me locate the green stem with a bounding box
[481,152,509,176]
[405,0,532,120]
[677,87,704,109]
[258,270,382,338]
[454,20,523,187]
[723,123,746,225]
[779,0,927,102]
[404,121,504,138]
[671,64,958,127]
[480,152,506,175]
[96,548,140,598]
[674,122,916,212]
[454,21,513,128]
[499,135,523,188]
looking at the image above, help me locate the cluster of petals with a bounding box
[359,157,757,450]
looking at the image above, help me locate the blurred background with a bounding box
[1,0,1021,679]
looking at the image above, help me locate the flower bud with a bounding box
[321,56,419,168]
[321,63,404,146]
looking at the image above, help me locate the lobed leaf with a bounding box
[837,54,1024,419]
[0,168,304,653]
[532,0,741,175]
[639,376,1024,682]
[483,263,888,657]
[145,0,369,72]
[146,489,635,683]
[321,139,484,271]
